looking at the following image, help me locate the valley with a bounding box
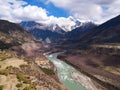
[0,4,120,90]
[0,20,67,90]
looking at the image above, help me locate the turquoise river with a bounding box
[46,53,86,90]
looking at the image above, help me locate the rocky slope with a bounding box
[0,20,67,90]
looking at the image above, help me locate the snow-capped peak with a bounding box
[20,16,95,32]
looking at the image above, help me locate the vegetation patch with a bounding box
[16,83,22,88]
[23,83,36,90]
[0,69,10,76]
[0,85,3,90]
[20,64,28,68]
[17,73,30,84]
[0,66,18,76]
[41,67,55,75]
[0,54,7,61]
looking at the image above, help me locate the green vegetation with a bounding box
[0,66,17,76]
[17,73,30,84]
[23,86,32,90]
[16,83,22,88]
[0,69,10,76]
[0,51,12,61]
[23,83,36,90]
[0,54,7,61]
[6,66,14,70]
[0,85,3,90]
[41,67,55,75]
[20,64,28,68]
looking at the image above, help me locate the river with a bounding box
[46,53,86,90]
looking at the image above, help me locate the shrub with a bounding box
[16,83,22,88]
[0,85,3,90]
[17,73,30,84]
[0,69,9,76]
[41,68,55,75]
[23,83,36,90]
[23,86,31,90]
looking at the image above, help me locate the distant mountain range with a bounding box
[20,21,65,44]
[20,19,96,44]
[20,16,83,32]
[80,15,120,44]
[65,22,97,39]
[20,15,120,47]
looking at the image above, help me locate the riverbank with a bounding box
[54,53,101,90]
[71,71,99,90]
[57,52,120,90]
[47,52,107,90]
[46,53,86,90]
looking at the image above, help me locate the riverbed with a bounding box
[46,52,99,90]
[46,53,86,90]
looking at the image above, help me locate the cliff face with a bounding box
[0,20,67,90]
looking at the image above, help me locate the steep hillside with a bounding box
[0,20,42,57]
[0,20,67,90]
[80,15,120,44]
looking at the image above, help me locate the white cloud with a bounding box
[13,5,49,21]
[46,0,120,24]
[0,0,49,23]
[0,0,75,29]
[0,0,120,26]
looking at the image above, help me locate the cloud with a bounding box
[46,0,120,23]
[0,0,120,25]
[13,5,49,22]
[0,0,49,23]
[0,0,75,28]
[0,0,77,31]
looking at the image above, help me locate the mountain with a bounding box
[55,17,86,32]
[20,21,65,33]
[0,20,67,90]
[65,22,97,39]
[80,15,120,44]
[20,20,97,45]
[20,16,85,33]
[20,21,65,43]
[0,20,42,57]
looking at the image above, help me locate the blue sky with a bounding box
[0,0,120,24]
[23,0,69,17]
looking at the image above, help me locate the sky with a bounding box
[0,0,120,24]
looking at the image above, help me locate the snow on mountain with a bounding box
[20,16,86,32]
[20,19,96,34]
